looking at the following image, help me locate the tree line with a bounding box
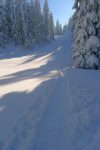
[0,0,67,48]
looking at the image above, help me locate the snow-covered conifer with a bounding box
[55,20,63,35]
[59,24,63,35]
[12,0,22,44]
[63,23,67,33]
[34,0,42,43]
[43,0,50,41]
[49,12,54,40]
[5,0,14,38]
[55,20,60,35]
[30,0,35,40]
[73,0,100,69]
[0,0,55,47]
[0,1,7,47]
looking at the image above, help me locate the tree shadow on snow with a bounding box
[0,45,65,86]
[0,74,60,150]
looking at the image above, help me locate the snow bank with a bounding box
[68,69,100,150]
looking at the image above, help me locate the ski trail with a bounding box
[30,31,73,150]
[4,79,58,150]
[32,72,71,150]
[0,30,73,150]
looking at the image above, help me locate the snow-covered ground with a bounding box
[0,30,100,150]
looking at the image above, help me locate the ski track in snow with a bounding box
[0,30,100,150]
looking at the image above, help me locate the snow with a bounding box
[0,30,100,150]
[85,35,100,52]
[86,54,99,68]
[68,69,100,150]
[73,0,100,69]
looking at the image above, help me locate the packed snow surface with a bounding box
[0,30,100,150]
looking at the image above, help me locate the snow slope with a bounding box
[0,30,100,150]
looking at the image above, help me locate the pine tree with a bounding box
[20,0,28,46]
[39,13,46,42]
[49,12,54,40]
[0,1,7,47]
[73,0,100,69]
[67,13,77,32]
[55,20,62,35]
[55,20,59,35]
[13,0,32,48]
[0,0,55,47]
[30,0,35,40]
[5,0,14,37]
[59,24,63,35]
[43,0,50,41]
[34,0,42,43]
[63,23,67,33]
[12,0,22,44]
[24,2,33,48]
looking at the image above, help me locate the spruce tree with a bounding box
[0,0,56,47]
[34,0,42,43]
[49,12,54,40]
[12,0,22,44]
[63,23,67,33]
[55,20,60,35]
[30,0,35,40]
[59,24,63,35]
[73,0,100,69]
[0,1,7,47]
[20,0,27,46]
[5,0,14,38]
[24,2,33,48]
[13,0,32,48]
[43,0,50,41]
[39,13,46,42]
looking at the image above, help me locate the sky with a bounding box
[41,0,74,26]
